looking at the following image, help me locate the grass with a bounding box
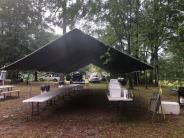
[0,82,184,138]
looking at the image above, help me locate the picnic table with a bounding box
[23,84,83,115]
[0,85,20,99]
[0,85,15,90]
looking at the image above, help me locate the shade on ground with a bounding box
[2,29,152,73]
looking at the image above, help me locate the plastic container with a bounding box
[40,85,46,94]
[45,85,50,92]
[58,81,64,88]
[159,101,180,115]
[123,89,128,99]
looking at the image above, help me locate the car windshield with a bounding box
[53,74,59,77]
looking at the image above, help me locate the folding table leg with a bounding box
[53,98,56,105]
[31,102,34,116]
[37,103,40,115]
[160,104,165,120]
[50,100,53,105]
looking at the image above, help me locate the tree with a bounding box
[157,0,184,84]
[45,0,85,34]
[0,0,54,67]
[140,0,170,85]
[99,0,143,88]
[0,0,57,82]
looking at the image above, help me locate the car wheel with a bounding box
[40,78,44,81]
[53,79,58,82]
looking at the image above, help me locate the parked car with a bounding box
[89,74,100,83]
[118,77,127,86]
[100,75,106,81]
[66,72,85,84]
[11,73,24,83]
[39,73,60,82]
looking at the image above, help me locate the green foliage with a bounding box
[79,64,104,73]
[160,0,184,82]
[0,0,184,84]
[161,24,184,81]
[0,0,55,66]
[45,0,85,33]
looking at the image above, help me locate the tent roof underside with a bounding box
[2,29,153,73]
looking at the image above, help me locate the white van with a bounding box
[39,73,60,82]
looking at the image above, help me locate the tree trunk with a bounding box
[62,0,67,34]
[34,72,38,81]
[154,65,159,86]
[149,46,154,84]
[154,46,159,86]
[63,22,67,34]
[127,34,133,89]
[26,73,31,85]
[16,71,19,80]
[145,70,148,89]
[127,34,131,54]
[60,73,65,81]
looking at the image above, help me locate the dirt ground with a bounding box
[0,82,184,138]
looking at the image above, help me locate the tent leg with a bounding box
[37,102,40,115]
[160,103,165,120]
[31,102,34,116]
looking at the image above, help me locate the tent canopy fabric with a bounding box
[1,29,153,73]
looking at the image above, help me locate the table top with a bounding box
[161,101,179,105]
[23,84,82,103]
[107,95,133,101]
[0,85,15,89]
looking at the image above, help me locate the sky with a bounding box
[52,26,63,35]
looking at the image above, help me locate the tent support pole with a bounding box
[136,72,140,96]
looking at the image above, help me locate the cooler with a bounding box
[159,101,180,115]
